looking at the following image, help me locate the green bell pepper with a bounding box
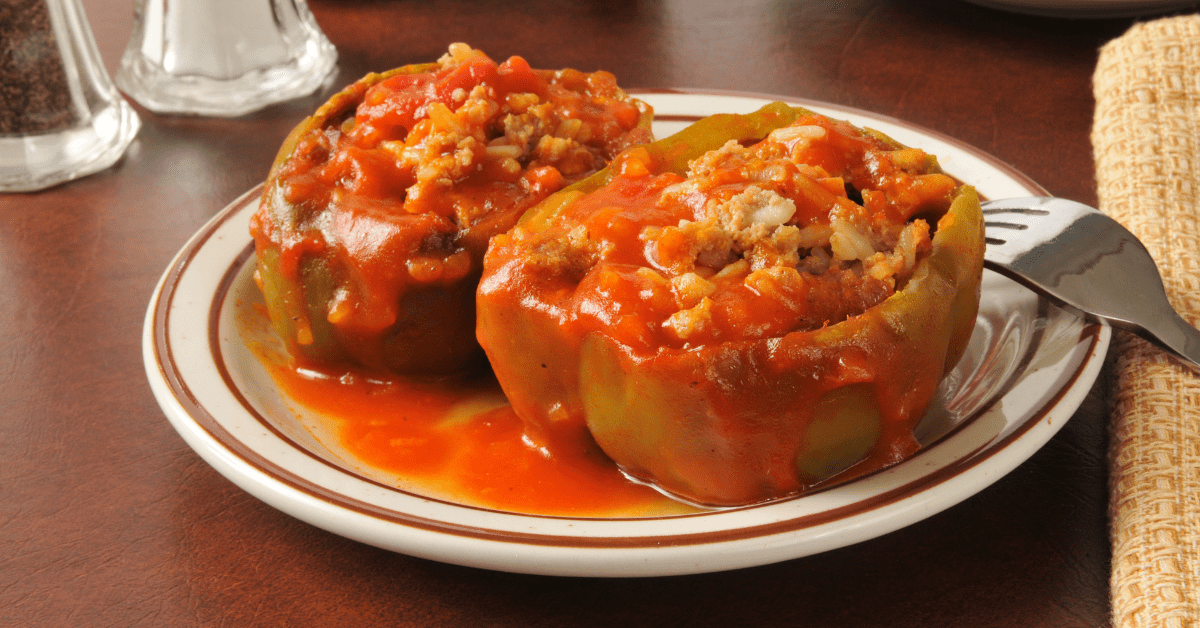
[477,102,984,505]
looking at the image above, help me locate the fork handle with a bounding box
[1136,310,1200,372]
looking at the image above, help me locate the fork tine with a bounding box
[981,196,1200,372]
[981,197,1093,266]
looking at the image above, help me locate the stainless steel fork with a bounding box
[982,196,1200,371]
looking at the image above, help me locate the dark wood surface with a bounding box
[3,0,1165,625]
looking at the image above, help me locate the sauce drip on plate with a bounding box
[262,363,700,517]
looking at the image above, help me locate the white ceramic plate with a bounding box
[143,91,1109,577]
[959,0,1195,17]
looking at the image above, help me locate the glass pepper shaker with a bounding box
[0,0,140,192]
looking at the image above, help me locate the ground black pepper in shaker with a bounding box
[0,0,139,191]
[0,0,74,136]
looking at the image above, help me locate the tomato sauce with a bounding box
[262,363,700,516]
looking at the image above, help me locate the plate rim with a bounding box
[635,87,1042,190]
[143,89,1110,576]
[955,0,1198,18]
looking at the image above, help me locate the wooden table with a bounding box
[2,0,1154,625]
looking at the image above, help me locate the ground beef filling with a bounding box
[507,115,956,352]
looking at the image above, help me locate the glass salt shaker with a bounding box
[114,0,338,117]
[0,0,140,192]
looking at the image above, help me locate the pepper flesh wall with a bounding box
[476,103,985,506]
[250,44,653,376]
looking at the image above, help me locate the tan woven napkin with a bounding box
[1093,15,1200,628]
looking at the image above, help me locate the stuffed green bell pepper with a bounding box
[476,102,985,506]
[249,44,654,376]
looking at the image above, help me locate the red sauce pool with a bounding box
[262,363,700,517]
